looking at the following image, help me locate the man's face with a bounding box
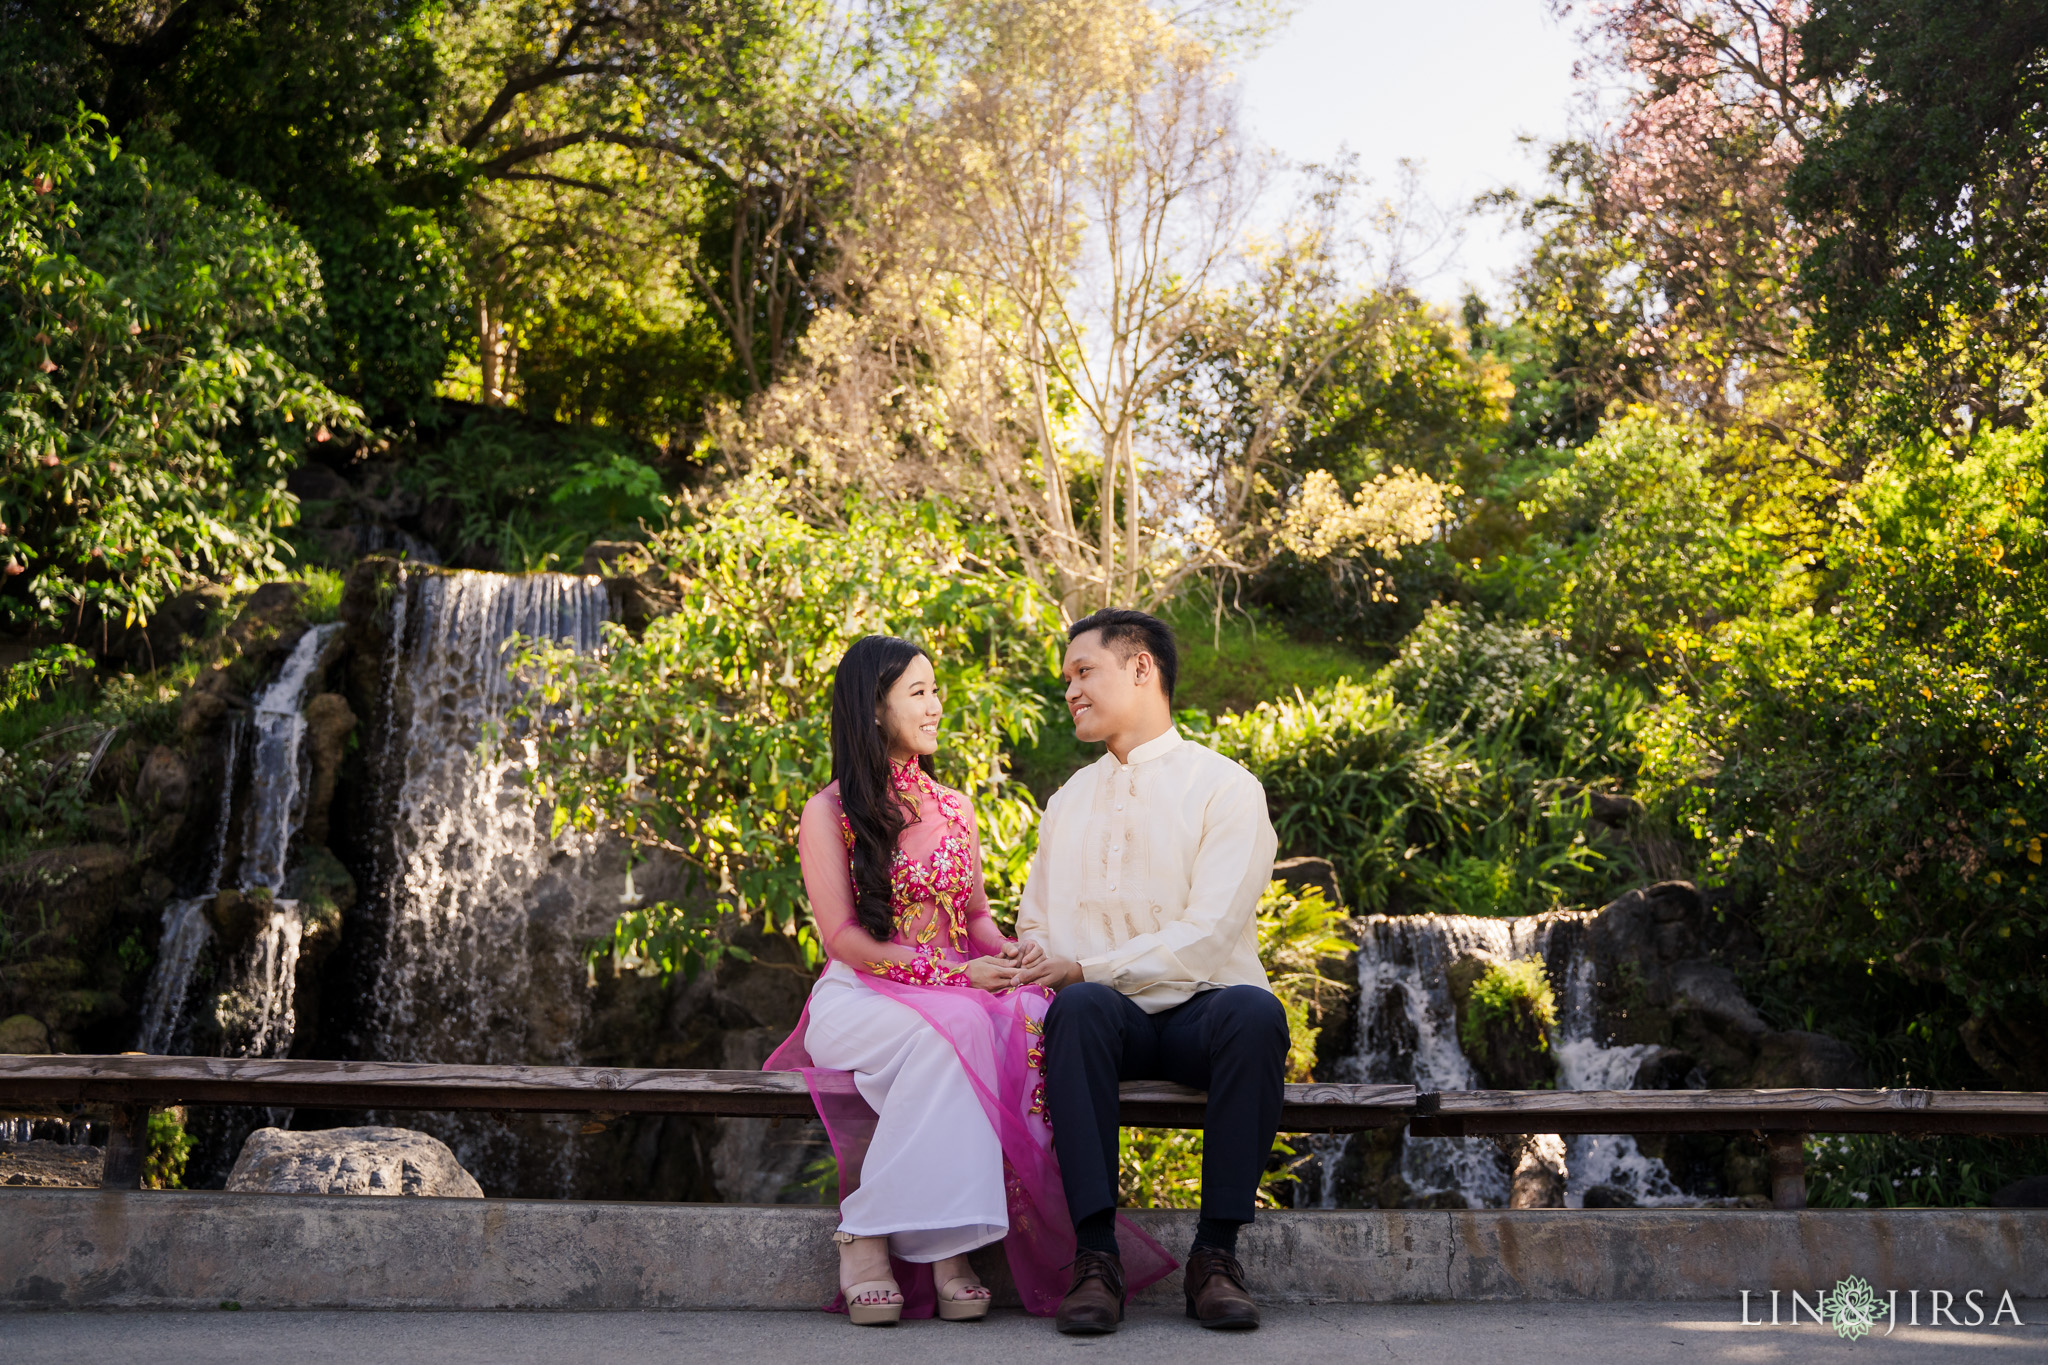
[1062,629,1145,743]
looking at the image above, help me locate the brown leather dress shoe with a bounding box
[1056,1248,1126,1335]
[1184,1245,1259,1330]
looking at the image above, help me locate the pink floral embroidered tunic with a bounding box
[801,758,1008,990]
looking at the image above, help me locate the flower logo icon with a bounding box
[1821,1275,1882,1340]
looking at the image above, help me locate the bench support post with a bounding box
[100,1104,148,1190]
[1766,1132,1806,1210]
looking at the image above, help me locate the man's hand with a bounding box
[964,955,1020,993]
[1005,939,1047,970]
[1015,953,1084,989]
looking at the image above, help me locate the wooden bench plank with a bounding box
[1408,1087,2048,1136]
[0,1057,1416,1132]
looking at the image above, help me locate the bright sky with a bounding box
[1229,0,1588,306]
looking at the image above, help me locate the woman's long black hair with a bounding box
[830,635,935,941]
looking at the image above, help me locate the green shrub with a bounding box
[143,1109,192,1190]
[402,411,665,571]
[293,567,346,624]
[1202,681,1458,913]
[1806,1133,2048,1209]
[1458,955,1558,1089]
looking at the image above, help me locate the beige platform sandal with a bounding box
[834,1230,903,1326]
[935,1271,992,1322]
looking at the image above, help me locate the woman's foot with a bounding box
[835,1232,903,1326]
[933,1252,992,1321]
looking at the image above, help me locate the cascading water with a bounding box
[357,570,610,1194]
[135,623,341,1058]
[1325,911,1687,1209]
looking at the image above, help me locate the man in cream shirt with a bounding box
[1014,608,1284,1336]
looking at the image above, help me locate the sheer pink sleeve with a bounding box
[958,796,1012,958]
[799,789,969,985]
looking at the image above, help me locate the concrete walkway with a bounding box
[9,1304,2047,1364]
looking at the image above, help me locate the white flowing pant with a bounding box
[803,959,1008,1262]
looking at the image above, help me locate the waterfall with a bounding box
[359,570,609,1193]
[1337,911,1688,1208]
[134,624,341,1059]
[241,624,339,892]
[135,716,243,1056]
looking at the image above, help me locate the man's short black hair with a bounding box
[1067,607,1179,704]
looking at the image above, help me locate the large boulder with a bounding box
[1583,881,1865,1089]
[226,1126,484,1198]
[0,1014,49,1054]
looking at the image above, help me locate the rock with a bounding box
[1272,856,1344,910]
[1582,1183,1638,1208]
[286,464,354,503]
[226,1127,484,1198]
[1507,1133,1568,1209]
[224,583,307,657]
[1747,1030,1868,1089]
[1990,1175,2048,1208]
[134,745,191,813]
[580,540,646,577]
[1631,1046,1705,1091]
[177,687,231,738]
[204,887,272,950]
[100,585,232,671]
[1586,792,1644,828]
[299,693,356,846]
[0,1014,50,1054]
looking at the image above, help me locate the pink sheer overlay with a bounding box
[766,764,1176,1316]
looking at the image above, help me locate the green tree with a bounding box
[1792,0,2048,444]
[1639,417,2048,1086]
[0,117,357,630]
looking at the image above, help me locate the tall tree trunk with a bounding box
[1098,424,1118,610]
[477,299,503,407]
[1123,429,1140,603]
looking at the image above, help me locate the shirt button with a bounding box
[1115,802,1124,811]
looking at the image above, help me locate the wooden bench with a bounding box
[6,1056,2046,1210]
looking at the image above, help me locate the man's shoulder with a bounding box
[1045,756,1111,812]
[1171,737,1264,792]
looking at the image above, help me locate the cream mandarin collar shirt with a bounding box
[1015,725,1278,1013]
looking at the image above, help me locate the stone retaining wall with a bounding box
[3,1191,2042,1310]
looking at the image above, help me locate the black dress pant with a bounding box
[1043,980,1288,1227]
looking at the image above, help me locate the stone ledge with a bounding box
[2,1190,2043,1310]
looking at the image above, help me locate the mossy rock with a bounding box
[205,886,274,950]
[0,1014,50,1054]
[1456,956,1559,1090]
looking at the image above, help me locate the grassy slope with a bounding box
[1006,605,1377,803]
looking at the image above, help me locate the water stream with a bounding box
[1313,911,1687,1209]
[135,624,341,1059]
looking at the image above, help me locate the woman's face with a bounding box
[877,653,942,761]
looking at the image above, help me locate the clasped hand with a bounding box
[961,939,1083,992]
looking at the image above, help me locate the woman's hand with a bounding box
[1006,939,1047,971]
[964,954,1020,993]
